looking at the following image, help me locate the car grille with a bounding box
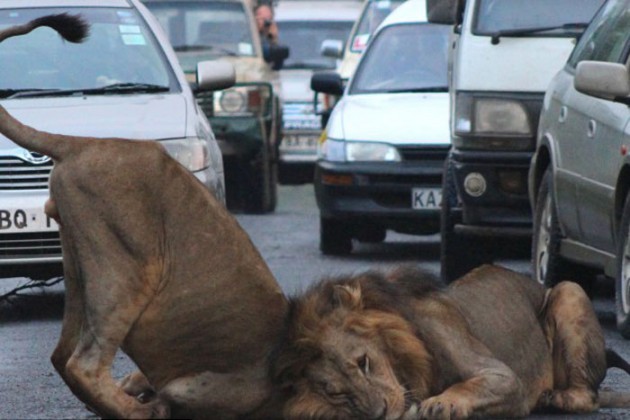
[0,231,61,258]
[0,156,52,190]
[196,92,213,117]
[398,145,450,162]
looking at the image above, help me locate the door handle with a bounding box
[587,120,596,138]
[559,106,567,123]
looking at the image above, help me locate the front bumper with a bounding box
[451,148,532,236]
[315,159,444,235]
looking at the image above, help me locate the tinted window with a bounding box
[350,0,405,52]
[278,20,354,69]
[473,0,605,35]
[568,0,630,66]
[0,7,176,93]
[145,1,254,72]
[350,23,449,94]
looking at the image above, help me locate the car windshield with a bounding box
[278,20,354,70]
[144,1,255,72]
[0,7,176,96]
[350,0,405,53]
[473,0,606,35]
[350,23,449,94]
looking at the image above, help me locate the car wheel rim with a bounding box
[622,227,630,314]
[535,194,552,286]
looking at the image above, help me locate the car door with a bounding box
[553,0,630,250]
[574,6,630,252]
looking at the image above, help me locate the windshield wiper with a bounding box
[174,44,238,56]
[490,22,588,45]
[6,83,170,99]
[384,86,448,93]
[0,89,53,99]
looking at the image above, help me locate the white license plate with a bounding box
[280,135,319,151]
[412,188,442,210]
[0,208,58,233]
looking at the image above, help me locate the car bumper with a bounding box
[314,159,444,235]
[451,148,532,236]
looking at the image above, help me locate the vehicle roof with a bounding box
[0,0,131,7]
[379,0,427,27]
[275,0,362,21]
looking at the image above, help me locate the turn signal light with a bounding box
[321,173,353,186]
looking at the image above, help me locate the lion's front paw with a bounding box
[418,395,472,420]
[128,399,170,419]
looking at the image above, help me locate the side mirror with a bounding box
[196,60,235,91]
[311,71,344,96]
[264,44,290,70]
[426,0,465,25]
[321,39,343,59]
[575,61,630,102]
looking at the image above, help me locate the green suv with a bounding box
[143,0,288,213]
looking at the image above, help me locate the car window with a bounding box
[568,0,630,67]
[349,23,449,94]
[144,1,255,72]
[0,7,177,93]
[473,0,605,35]
[278,20,354,70]
[350,0,405,53]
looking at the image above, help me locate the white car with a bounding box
[275,0,361,183]
[311,0,451,255]
[0,0,233,279]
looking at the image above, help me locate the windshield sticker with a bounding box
[121,34,146,45]
[119,25,141,34]
[352,34,369,51]
[376,1,392,9]
[238,43,253,55]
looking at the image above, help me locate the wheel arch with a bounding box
[530,143,551,208]
[614,163,630,243]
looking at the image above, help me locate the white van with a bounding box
[427,0,605,283]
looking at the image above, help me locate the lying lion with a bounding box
[274,265,630,419]
[0,15,288,419]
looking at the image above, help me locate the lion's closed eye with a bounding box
[357,354,370,375]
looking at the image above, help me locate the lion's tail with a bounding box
[598,349,630,408]
[0,14,89,160]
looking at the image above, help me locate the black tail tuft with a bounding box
[31,13,89,43]
[607,348,630,374]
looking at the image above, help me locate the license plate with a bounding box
[0,208,58,233]
[412,188,442,210]
[280,135,319,151]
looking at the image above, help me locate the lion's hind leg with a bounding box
[541,281,607,413]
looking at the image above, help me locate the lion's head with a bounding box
[273,269,440,419]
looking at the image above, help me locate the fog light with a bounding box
[498,170,526,194]
[464,172,486,197]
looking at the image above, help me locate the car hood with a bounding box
[278,69,316,102]
[328,92,450,145]
[0,94,188,153]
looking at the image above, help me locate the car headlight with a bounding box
[319,136,401,162]
[159,137,210,172]
[454,93,533,150]
[213,83,271,117]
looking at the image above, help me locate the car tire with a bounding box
[320,217,352,255]
[615,193,630,339]
[440,159,489,284]
[532,169,593,289]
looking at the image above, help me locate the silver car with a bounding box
[529,0,630,338]
[0,0,233,279]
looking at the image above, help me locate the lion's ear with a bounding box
[332,284,362,310]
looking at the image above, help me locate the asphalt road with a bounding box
[0,185,629,419]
